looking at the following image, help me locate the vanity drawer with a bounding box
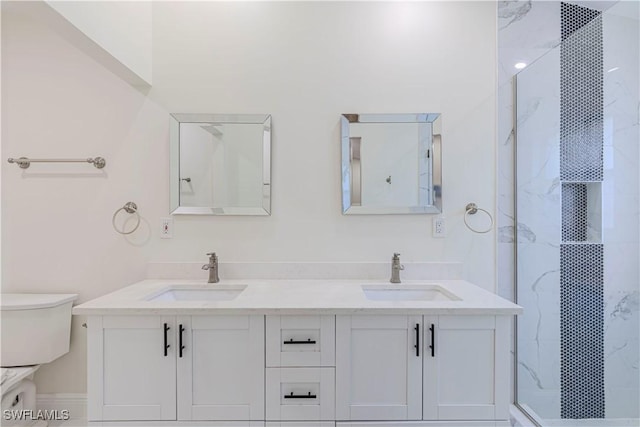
[266,368,335,421]
[266,315,335,367]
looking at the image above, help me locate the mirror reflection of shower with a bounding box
[199,123,223,138]
[349,137,362,206]
[169,114,272,215]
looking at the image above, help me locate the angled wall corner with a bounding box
[11,0,152,88]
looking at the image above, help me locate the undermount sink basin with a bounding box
[361,284,460,301]
[147,285,247,302]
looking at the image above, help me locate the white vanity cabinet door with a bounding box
[423,315,509,421]
[266,315,335,367]
[87,316,176,422]
[336,315,422,421]
[177,315,265,421]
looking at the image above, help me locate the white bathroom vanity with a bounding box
[74,279,521,427]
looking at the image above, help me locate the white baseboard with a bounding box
[336,422,510,427]
[36,394,87,421]
[32,397,537,427]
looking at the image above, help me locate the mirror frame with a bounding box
[170,113,271,215]
[341,113,442,215]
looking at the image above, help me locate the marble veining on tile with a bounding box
[608,291,639,321]
[499,0,534,31]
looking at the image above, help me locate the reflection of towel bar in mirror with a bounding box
[7,156,106,169]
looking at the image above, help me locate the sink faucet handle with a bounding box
[390,253,403,283]
[204,252,220,283]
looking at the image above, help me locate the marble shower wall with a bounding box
[498,0,639,421]
[602,2,639,418]
[515,48,562,419]
[498,2,561,417]
[497,1,561,304]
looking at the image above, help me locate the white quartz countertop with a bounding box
[72,279,522,316]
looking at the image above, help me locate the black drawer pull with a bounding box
[429,323,435,357]
[179,324,185,358]
[283,338,316,345]
[284,391,317,399]
[415,323,420,357]
[163,323,170,357]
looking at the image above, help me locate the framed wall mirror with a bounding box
[341,113,442,214]
[170,114,271,215]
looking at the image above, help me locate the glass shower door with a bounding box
[515,1,639,425]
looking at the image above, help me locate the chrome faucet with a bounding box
[202,252,220,283]
[390,253,404,283]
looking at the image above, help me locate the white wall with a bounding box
[45,0,152,85]
[1,1,497,394]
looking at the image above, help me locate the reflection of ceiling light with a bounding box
[515,62,527,70]
[607,67,619,73]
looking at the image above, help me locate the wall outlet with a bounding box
[161,217,173,239]
[432,216,446,238]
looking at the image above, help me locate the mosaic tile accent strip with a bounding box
[561,2,601,41]
[560,277,604,418]
[560,243,603,286]
[562,183,588,242]
[560,2,603,182]
[560,2,605,419]
[560,243,605,419]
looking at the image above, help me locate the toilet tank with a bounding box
[0,294,78,367]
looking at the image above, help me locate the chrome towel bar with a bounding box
[7,156,106,169]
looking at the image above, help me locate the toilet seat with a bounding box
[0,366,39,392]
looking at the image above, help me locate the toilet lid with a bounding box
[0,294,78,310]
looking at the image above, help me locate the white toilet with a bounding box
[1,294,77,427]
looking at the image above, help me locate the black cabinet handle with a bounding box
[283,338,316,345]
[429,323,435,357]
[179,324,185,358]
[284,391,317,399]
[414,323,420,357]
[163,323,170,357]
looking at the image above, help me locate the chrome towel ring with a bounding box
[112,202,140,235]
[464,202,493,234]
